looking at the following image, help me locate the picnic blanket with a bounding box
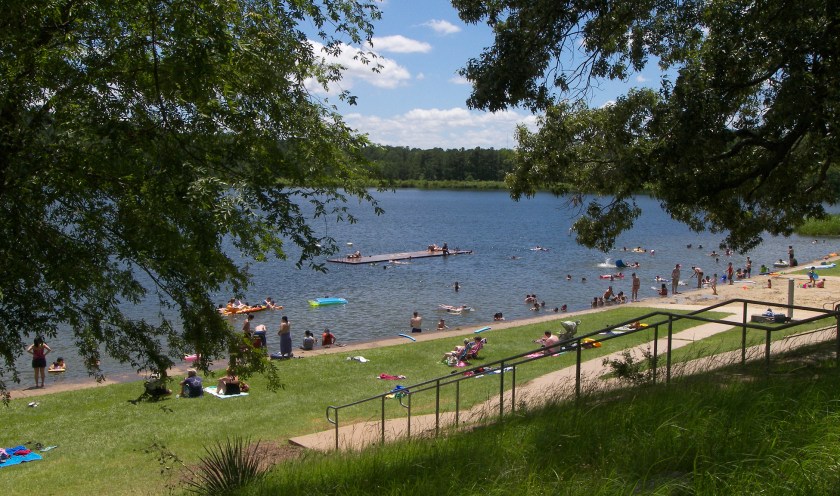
[0,446,42,468]
[204,386,249,399]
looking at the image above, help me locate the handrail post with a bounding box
[511,365,517,415]
[334,408,339,451]
[652,325,659,384]
[435,379,440,437]
[765,328,772,376]
[455,381,461,427]
[741,301,748,364]
[836,304,840,366]
[666,316,673,384]
[380,395,386,446]
[499,361,505,419]
[575,340,582,399]
[406,393,412,441]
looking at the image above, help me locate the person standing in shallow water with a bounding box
[410,311,423,333]
[27,336,51,388]
[671,264,681,295]
[631,273,640,302]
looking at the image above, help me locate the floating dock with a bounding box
[328,249,473,265]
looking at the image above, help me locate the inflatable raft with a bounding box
[218,305,270,316]
[308,297,348,306]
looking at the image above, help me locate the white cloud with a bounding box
[422,19,461,35]
[371,35,432,53]
[449,75,471,85]
[345,107,539,149]
[305,41,412,95]
[600,100,616,108]
[635,74,647,83]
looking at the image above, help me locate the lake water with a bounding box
[14,189,839,385]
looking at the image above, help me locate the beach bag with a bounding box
[224,382,241,395]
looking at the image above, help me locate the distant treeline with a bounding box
[362,145,515,183]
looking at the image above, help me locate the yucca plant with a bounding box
[185,437,269,495]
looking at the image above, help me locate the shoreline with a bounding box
[8,256,839,400]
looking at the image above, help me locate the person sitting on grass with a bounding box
[179,369,203,398]
[144,373,172,397]
[216,367,248,395]
[465,336,486,359]
[535,331,561,355]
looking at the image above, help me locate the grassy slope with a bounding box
[0,305,827,495]
[248,343,840,495]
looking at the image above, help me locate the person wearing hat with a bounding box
[671,264,681,295]
[180,369,203,398]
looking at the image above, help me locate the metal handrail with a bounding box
[325,298,840,450]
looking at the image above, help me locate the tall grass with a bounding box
[244,344,840,495]
[797,214,840,237]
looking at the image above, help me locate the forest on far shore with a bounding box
[363,144,515,183]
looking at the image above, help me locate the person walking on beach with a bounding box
[671,264,681,295]
[727,262,734,285]
[27,336,51,388]
[711,274,718,295]
[788,245,795,267]
[410,311,423,333]
[631,273,640,302]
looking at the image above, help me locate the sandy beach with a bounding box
[9,256,840,400]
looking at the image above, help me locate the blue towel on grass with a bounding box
[0,446,42,468]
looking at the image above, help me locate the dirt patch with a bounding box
[257,439,307,465]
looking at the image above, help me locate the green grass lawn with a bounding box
[245,342,840,495]
[0,304,834,495]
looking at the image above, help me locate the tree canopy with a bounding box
[0,0,384,395]
[453,0,840,252]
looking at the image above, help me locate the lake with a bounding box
[13,189,838,385]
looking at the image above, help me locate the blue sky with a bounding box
[307,0,659,150]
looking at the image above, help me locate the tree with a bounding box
[453,0,840,252]
[0,0,384,397]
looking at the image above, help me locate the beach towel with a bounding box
[377,373,406,380]
[0,446,42,468]
[204,386,249,399]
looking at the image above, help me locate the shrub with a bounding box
[185,437,269,495]
[602,348,654,386]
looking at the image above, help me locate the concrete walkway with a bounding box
[289,303,838,452]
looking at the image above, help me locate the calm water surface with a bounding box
[15,190,839,385]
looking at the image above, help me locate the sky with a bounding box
[305,0,661,150]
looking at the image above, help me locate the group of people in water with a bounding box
[525,294,567,313]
